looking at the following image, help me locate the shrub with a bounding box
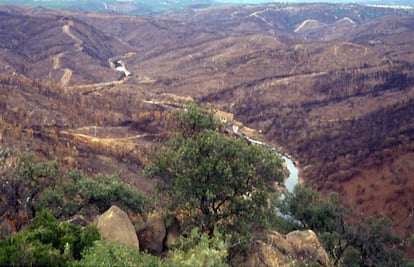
[74,240,164,267]
[0,210,100,266]
[35,170,147,218]
[73,173,146,214]
[75,228,229,267]
[0,151,60,225]
[167,227,229,267]
[33,188,64,216]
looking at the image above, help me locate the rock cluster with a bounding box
[95,206,331,266]
[94,206,174,254]
[245,230,331,267]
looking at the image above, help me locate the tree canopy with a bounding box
[145,102,284,249]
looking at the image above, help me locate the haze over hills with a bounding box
[218,0,413,5]
[0,0,413,14]
[0,0,414,259]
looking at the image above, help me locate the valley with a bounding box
[0,2,413,257]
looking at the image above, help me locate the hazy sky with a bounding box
[214,0,412,4]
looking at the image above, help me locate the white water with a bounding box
[113,60,131,77]
[279,154,299,193]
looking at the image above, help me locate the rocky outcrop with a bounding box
[137,215,166,255]
[95,206,139,251]
[245,240,293,267]
[245,230,331,267]
[286,230,331,267]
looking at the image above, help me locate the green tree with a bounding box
[145,103,284,258]
[276,185,407,267]
[351,215,405,267]
[276,185,345,233]
[172,102,223,138]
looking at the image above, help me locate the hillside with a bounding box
[0,3,413,254]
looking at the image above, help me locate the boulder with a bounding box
[164,216,180,249]
[95,205,139,251]
[245,240,293,267]
[286,230,331,267]
[266,231,293,255]
[245,230,331,267]
[137,215,166,255]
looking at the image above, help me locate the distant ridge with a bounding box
[1,0,413,15]
[216,0,414,7]
[0,0,217,14]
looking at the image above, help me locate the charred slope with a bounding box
[229,52,414,237]
[0,72,163,195]
[0,7,131,85]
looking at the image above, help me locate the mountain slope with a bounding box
[0,8,133,86]
[0,3,413,249]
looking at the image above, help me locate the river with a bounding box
[279,154,299,193]
[242,133,299,193]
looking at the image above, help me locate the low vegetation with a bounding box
[36,170,147,218]
[0,149,147,231]
[0,209,100,266]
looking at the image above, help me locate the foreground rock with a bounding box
[95,206,139,251]
[286,230,331,266]
[137,215,166,255]
[164,216,180,249]
[245,230,331,267]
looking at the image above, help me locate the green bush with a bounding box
[342,246,360,267]
[0,151,60,223]
[33,188,64,216]
[167,227,228,267]
[35,170,147,218]
[0,210,100,266]
[75,228,229,267]
[68,172,146,214]
[74,240,164,267]
[0,237,66,267]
